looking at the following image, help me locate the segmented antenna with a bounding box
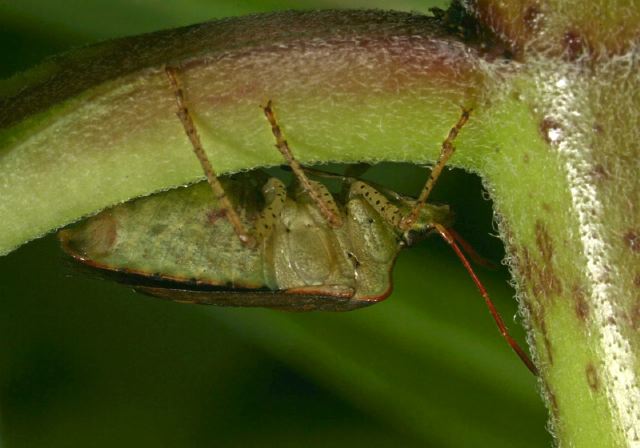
[434,223,538,376]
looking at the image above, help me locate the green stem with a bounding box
[467,0,640,445]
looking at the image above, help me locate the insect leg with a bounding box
[254,177,287,241]
[400,108,471,231]
[348,181,403,228]
[433,223,538,376]
[306,179,342,223]
[262,100,343,228]
[165,66,254,247]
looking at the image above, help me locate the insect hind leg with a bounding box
[165,66,254,247]
[262,100,343,228]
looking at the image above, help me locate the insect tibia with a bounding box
[262,100,343,229]
[165,65,254,248]
[400,107,472,232]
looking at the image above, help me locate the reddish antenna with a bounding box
[446,228,498,270]
[434,223,539,376]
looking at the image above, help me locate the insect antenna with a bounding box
[447,228,498,270]
[433,223,539,376]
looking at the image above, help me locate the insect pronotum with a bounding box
[59,65,537,376]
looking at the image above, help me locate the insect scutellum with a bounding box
[161,66,537,374]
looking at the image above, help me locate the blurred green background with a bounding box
[0,1,550,447]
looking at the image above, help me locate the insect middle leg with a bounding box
[262,100,343,228]
[165,66,254,247]
[399,108,471,232]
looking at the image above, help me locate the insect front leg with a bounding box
[399,107,471,232]
[165,66,254,247]
[262,100,343,228]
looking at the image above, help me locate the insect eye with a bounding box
[403,224,436,247]
[402,230,419,247]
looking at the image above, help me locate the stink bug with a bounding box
[59,66,537,375]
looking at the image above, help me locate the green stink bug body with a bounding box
[59,66,537,374]
[59,172,453,312]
